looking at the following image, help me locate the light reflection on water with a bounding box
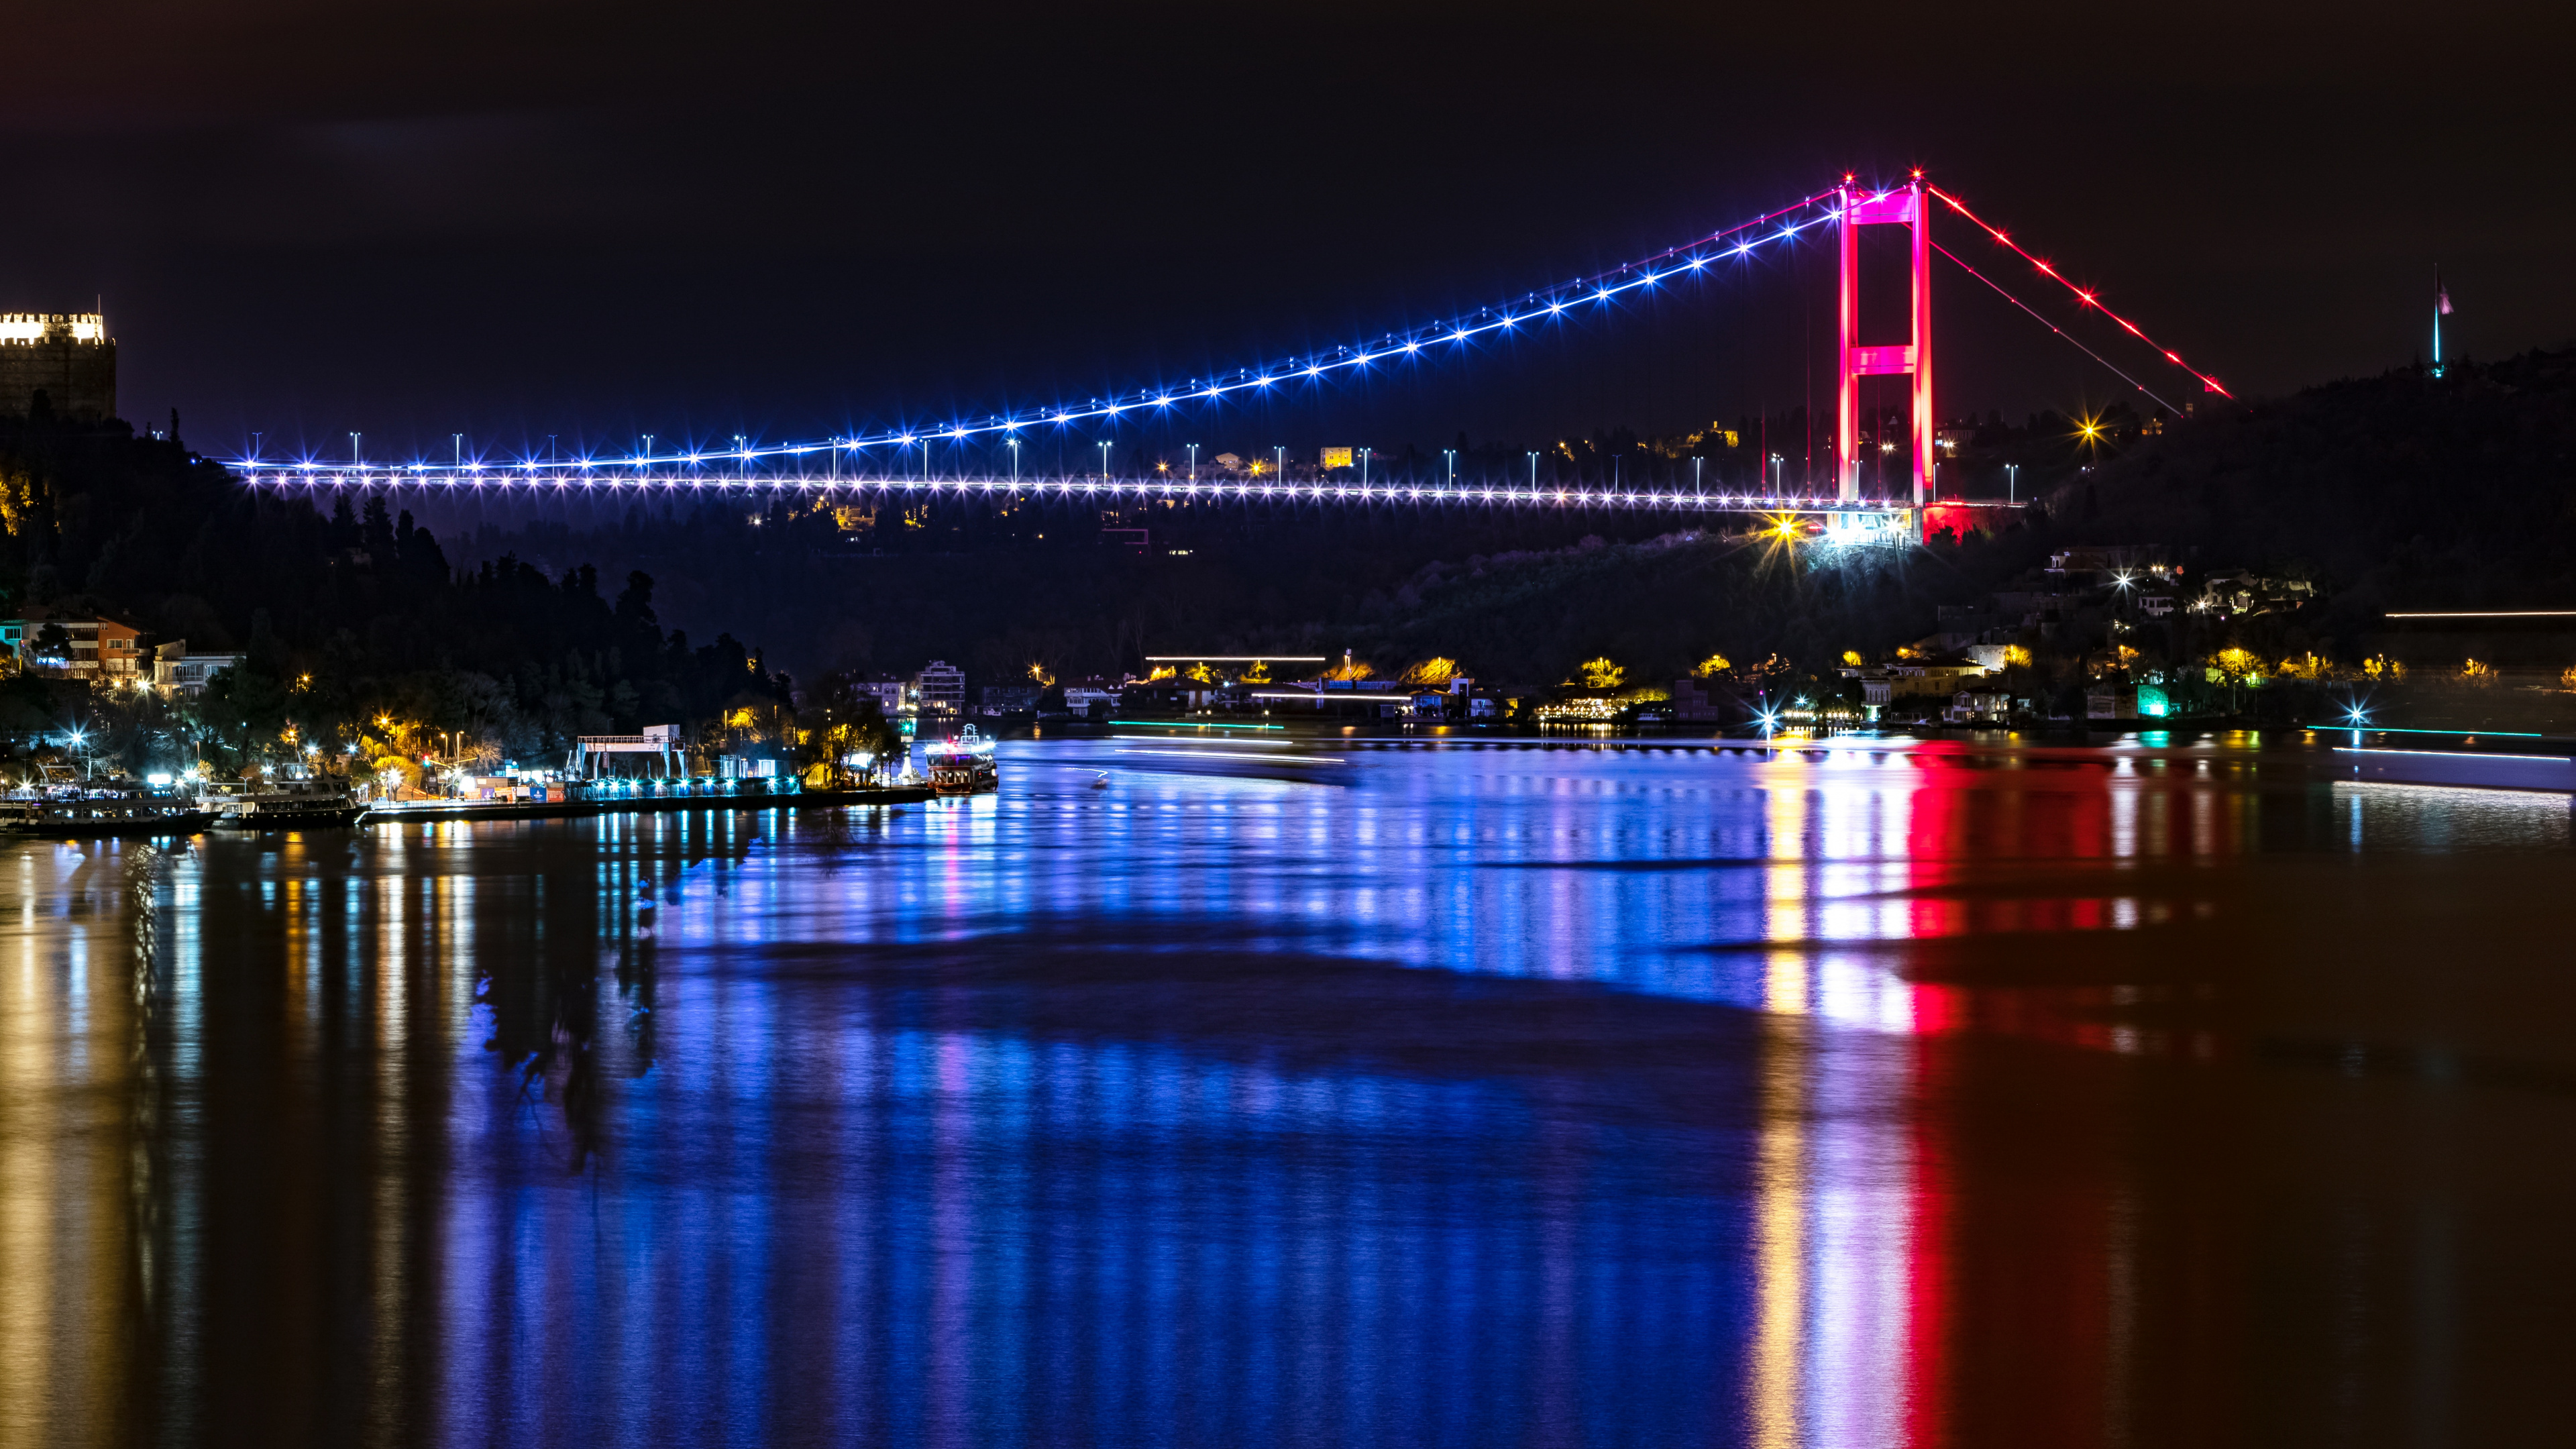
[0,738,2569,1446]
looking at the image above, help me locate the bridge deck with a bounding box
[237,469,2004,515]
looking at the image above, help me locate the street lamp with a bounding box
[2005,463,2019,505]
[1007,437,1020,483]
[1443,448,1456,487]
[1187,443,1197,482]
[1099,440,1112,480]
[1274,445,1286,482]
[1527,451,1539,489]
[1360,447,1371,486]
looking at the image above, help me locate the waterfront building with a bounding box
[150,641,246,697]
[915,660,966,716]
[2,609,144,680]
[1061,678,1121,717]
[852,674,912,716]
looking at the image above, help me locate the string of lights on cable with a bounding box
[234,186,1847,479]
[1927,184,2229,398]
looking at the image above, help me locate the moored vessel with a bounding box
[925,727,1001,796]
[209,779,372,828]
[0,791,215,838]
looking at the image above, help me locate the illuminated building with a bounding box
[0,610,144,679]
[852,674,912,716]
[150,641,245,698]
[0,313,115,419]
[914,659,967,716]
[2083,684,2170,720]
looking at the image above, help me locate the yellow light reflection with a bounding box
[1747,1020,1807,1449]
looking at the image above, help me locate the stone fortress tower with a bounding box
[0,313,116,419]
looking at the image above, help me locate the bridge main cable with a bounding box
[1926,183,2229,400]
[233,187,1845,484]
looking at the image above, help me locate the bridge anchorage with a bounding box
[235,171,2220,545]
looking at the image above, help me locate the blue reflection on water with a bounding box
[3,738,2563,1445]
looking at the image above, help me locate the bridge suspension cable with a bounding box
[1927,184,2229,399]
[1929,241,2182,416]
[230,187,1844,478]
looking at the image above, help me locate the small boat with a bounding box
[925,727,1001,796]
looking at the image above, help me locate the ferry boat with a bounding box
[209,779,371,828]
[925,728,1000,796]
[0,790,215,839]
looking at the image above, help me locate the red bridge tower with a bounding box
[1835,175,1933,513]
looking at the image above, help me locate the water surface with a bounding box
[3,736,2571,1447]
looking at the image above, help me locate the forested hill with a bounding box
[0,413,786,754]
[2054,346,2576,622]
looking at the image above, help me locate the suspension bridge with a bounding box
[231,174,2224,543]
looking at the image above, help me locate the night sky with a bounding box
[8,1,2569,470]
